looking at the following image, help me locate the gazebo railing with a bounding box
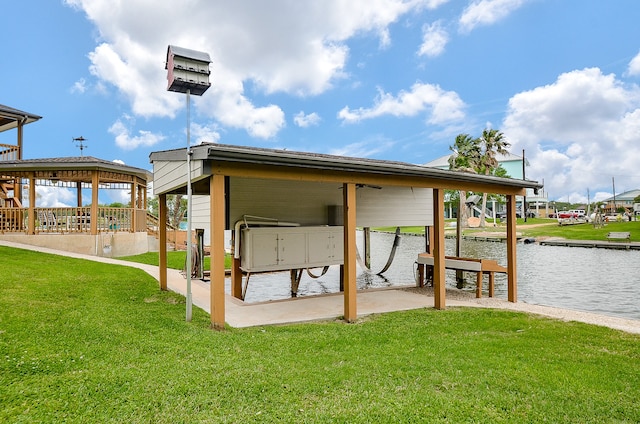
[0,144,20,162]
[0,207,148,234]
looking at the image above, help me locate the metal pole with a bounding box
[612,176,616,214]
[186,89,193,322]
[522,149,527,222]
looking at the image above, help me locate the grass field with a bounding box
[1,245,639,423]
[376,219,640,242]
[117,250,233,270]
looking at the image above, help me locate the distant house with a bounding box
[601,189,640,214]
[423,152,550,218]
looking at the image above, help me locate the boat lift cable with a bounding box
[356,227,401,276]
[306,266,330,279]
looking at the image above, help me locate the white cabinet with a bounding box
[240,226,343,272]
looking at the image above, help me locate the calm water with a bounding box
[229,231,640,321]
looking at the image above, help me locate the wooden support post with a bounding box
[159,193,168,291]
[363,227,371,269]
[488,272,495,297]
[506,194,518,302]
[475,272,483,298]
[433,188,446,309]
[131,180,137,232]
[230,230,243,299]
[231,258,243,299]
[76,182,82,208]
[91,170,99,235]
[290,269,302,297]
[210,174,226,330]
[342,183,357,322]
[27,173,36,234]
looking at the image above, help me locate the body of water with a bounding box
[230,231,640,321]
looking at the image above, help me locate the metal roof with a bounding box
[0,104,42,132]
[424,151,525,168]
[150,143,543,192]
[0,156,151,182]
[165,45,212,67]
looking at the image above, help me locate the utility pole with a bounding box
[612,177,616,214]
[522,149,527,222]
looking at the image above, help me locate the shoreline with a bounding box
[403,285,640,335]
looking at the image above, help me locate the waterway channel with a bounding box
[230,231,640,321]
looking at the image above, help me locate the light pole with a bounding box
[166,45,212,321]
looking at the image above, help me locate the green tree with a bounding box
[168,195,187,229]
[448,133,480,227]
[477,129,510,227]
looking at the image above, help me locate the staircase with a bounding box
[0,176,22,208]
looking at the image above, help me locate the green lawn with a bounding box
[117,250,233,270]
[1,245,639,423]
[377,219,640,242]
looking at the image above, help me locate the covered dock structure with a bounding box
[150,143,542,329]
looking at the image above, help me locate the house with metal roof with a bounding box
[150,143,542,329]
[601,188,640,215]
[424,151,550,218]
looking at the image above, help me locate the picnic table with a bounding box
[417,253,508,298]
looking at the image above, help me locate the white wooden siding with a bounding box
[228,177,433,228]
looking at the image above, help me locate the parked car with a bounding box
[557,210,585,219]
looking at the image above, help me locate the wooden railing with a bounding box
[0,208,24,232]
[0,207,148,234]
[0,144,20,162]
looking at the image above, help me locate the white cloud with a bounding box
[627,51,640,76]
[503,67,640,202]
[418,21,449,57]
[66,0,432,139]
[459,0,526,33]
[70,78,87,94]
[338,82,466,124]
[191,122,221,144]
[424,0,451,8]
[329,138,396,158]
[35,186,76,208]
[294,111,322,128]
[108,115,166,150]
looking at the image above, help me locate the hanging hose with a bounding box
[306,266,330,279]
[356,227,401,275]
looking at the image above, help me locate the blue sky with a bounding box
[3,0,640,205]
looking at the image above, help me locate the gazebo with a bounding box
[0,104,153,256]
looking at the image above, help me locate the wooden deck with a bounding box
[539,239,640,250]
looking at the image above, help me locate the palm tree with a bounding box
[448,133,480,228]
[477,129,510,227]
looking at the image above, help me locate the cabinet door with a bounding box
[277,232,307,267]
[248,232,279,270]
[308,228,343,266]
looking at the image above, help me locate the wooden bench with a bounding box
[606,231,630,242]
[417,253,507,298]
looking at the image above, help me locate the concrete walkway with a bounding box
[3,239,640,334]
